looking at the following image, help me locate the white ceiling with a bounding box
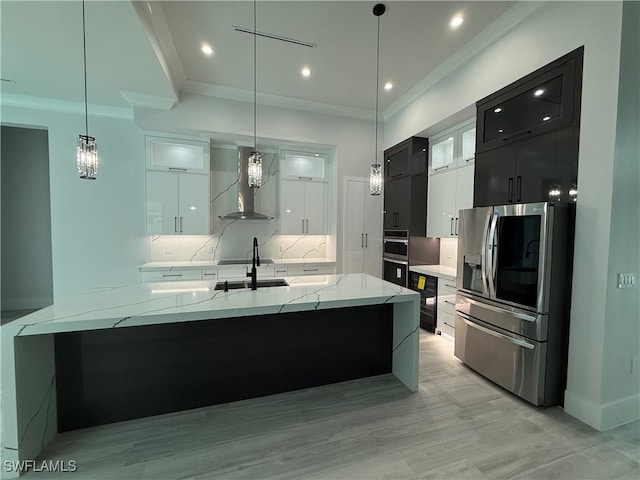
[1,1,516,117]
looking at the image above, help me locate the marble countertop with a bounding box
[139,258,336,271]
[3,274,417,338]
[409,265,457,281]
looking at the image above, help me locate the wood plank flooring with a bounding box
[20,332,640,480]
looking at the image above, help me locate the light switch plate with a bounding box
[617,272,636,288]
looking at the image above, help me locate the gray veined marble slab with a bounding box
[0,273,419,478]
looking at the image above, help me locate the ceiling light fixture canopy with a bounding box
[370,3,385,196]
[247,0,262,189]
[77,0,97,180]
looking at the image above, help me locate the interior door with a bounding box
[345,179,365,274]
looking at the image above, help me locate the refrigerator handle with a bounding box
[487,212,499,297]
[480,212,491,295]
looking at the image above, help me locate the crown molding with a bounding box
[181,80,375,121]
[383,1,549,121]
[0,93,133,119]
[120,90,177,110]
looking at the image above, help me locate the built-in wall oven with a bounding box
[455,202,573,406]
[383,230,409,287]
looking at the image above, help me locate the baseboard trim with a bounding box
[564,389,640,431]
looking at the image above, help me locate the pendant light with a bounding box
[247,0,263,188]
[76,0,98,180]
[369,3,385,195]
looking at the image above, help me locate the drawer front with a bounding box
[437,285,456,315]
[202,269,218,281]
[454,312,546,405]
[438,310,456,338]
[141,270,202,282]
[274,266,289,277]
[287,265,336,276]
[218,266,275,280]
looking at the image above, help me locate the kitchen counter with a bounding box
[410,264,457,281]
[139,257,336,271]
[1,274,418,477]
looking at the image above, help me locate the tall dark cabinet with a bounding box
[383,174,427,233]
[474,47,583,207]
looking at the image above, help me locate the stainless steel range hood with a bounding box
[219,146,273,220]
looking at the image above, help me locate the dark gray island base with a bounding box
[55,304,393,431]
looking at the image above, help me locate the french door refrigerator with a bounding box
[455,202,573,406]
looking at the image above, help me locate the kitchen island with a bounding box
[1,273,419,477]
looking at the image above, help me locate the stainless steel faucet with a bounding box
[247,237,260,290]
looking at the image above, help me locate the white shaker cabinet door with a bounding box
[304,181,327,235]
[427,170,456,238]
[146,171,179,235]
[178,174,210,234]
[280,179,306,234]
[455,164,475,216]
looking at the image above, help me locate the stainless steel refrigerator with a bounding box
[455,202,573,406]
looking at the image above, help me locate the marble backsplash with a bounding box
[148,146,333,264]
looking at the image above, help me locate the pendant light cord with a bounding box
[253,0,257,151]
[82,0,89,138]
[374,14,380,163]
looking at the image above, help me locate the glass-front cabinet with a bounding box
[428,119,475,175]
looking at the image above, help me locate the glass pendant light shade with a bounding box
[247,151,263,188]
[370,163,382,195]
[77,134,98,180]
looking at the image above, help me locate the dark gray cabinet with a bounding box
[383,174,427,234]
[384,137,428,180]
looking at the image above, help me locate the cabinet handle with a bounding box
[450,218,454,236]
[444,300,455,306]
[502,130,532,142]
[392,173,402,178]
[455,218,458,236]
[298,176,313,181]
[302,219,305,234]
[303,268,319,272]
[174,217,178,233]
[361,233,364,248]
[444,283,456,289]
[169,167,188,171]
[203,273,217,277]
[508,177,514,203]
[162,274,183,278]
[365,233,368,247]
[276,269,287,274]
[180,217,183,233]
[434,165,449,172]
[516,176,522,202]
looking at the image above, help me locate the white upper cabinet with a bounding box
[281,152,327,180]
[146,171,210,235]
[428,119,476,175]
[427,164,474,238]
[280,179,327,234]
[145,135,210,174]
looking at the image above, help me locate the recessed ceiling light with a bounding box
[542,116,551,121]
[384,82,393,91]
[450,15,464,28]
[494,107,503,113]
[534,89,544,96]
[201,43,214,56]
[498,129,504,133]
[301,67,311,77]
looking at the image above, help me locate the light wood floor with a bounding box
[21,331,639,480]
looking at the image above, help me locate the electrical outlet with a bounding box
[617,272,636,288]
[280,245,286,252]
[207,245,213,254]
[447,249,452,258]
[164,245,172,254]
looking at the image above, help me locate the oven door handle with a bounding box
[461,296,537,323]
[384,239,409,244]
[457,312,536,349]
[384,258,408,265]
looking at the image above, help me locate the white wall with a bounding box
[386,1,635,430]
[1,126,54,311]
[0,106,148,301]
[134,92,377,271]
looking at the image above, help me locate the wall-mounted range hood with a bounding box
[219,147,273,220]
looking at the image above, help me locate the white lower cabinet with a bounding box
[437,280,457,338]
[140,269,203,282]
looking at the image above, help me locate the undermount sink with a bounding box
[214,279,289,290]
[217,258,273,265]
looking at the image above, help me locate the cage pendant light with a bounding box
[247,0,263,188]
[76,0,98,180]
[370,3,385,195]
